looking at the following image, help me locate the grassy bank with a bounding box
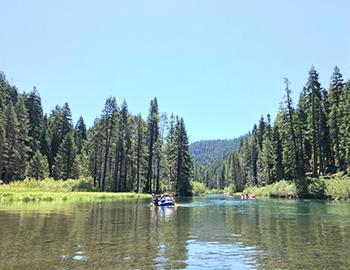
[243,174,350,201]
[244,180,298,198]
[0,178,150,202]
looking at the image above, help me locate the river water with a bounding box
[1,195,350,269]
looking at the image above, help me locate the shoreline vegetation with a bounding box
[1,177,349,203]
[192,174,350,201]
[243,174,350,201]
[0,178,150,202]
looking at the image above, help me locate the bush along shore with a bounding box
[243,174,350,201]
[0,178,151,203]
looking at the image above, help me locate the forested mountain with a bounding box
[190,138,243,167]
[194,66,350,192]
[0,72,192,195]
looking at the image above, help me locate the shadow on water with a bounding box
[1,196,350,269]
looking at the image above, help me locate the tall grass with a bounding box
[0,178,79,192]
[323,174,350,200]
[0,178,150,202]
[243,175,350,201]
[244,180,298,198]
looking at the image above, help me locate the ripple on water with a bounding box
[72,255,87,261]
[185,240,267,270]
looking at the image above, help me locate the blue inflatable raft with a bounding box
[150,197,175,207]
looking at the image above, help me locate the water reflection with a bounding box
[1,197,350,269]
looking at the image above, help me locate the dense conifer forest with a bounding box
[0,72,192,195]
[190,138,243,167]
[194,66,350,192]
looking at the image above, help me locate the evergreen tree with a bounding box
[175,118,192,195]
[272,116,284,181]
[14,96,30,180]
[75,116,87,154]
[40,115,51,168]
[53,132,79,180]
[25,87,44,156]
[339,81,350,173]
[304,67,323,176]
[328,66,344,170]
[28,150,49,179]
[2,103,18,183]
[100,97,117,191]
[257,122,274,185]
[134,114,146,192]
[145,98,159,193]
[283,78,300,178]
[49,104,73,165]
[0,113,5,180]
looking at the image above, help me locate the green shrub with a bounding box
[191,181,207,196]
[223,184,236,194]
[323,175,350,200]
[244,180,297,198]
[307,178,326,199]
[71,178,96,192]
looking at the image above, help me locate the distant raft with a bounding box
[158,197,175,206]
[150,196,175,207]
[240,193,256,200]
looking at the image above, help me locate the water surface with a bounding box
[1,195,350,269]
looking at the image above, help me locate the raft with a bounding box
[150,197,175,207]
[158,198,175,206]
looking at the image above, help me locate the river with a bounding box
[1,195,350,269]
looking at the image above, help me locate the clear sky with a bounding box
[1,0,350,142]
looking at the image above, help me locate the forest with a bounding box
[190,138,244,167]
[194,66,350,194]
[0,72,192,195]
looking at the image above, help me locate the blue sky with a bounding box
[1,0,350,142]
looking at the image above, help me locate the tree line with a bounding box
[195,66,350,191]
[0,72,192,195]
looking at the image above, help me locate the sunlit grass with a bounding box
[0,191,150,203]
[244,180,298,198]
[0,178,151,202]
[243,175,350,200]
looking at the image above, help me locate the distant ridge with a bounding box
[190,137,245,167]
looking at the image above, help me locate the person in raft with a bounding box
[151,193,159,206]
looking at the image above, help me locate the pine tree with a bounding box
[145,98,159,193]
[75,116,87,154]
[328,66,344,170]
[14,96,30,180]
[134,114,146,192]
[305,67,323,176]
[283,78,300,178]
[272,119,284,181]
[53,132,79,179]
[164,113,177,189]
[25,87,44,156]
[339,81,350,173]
[175,118,192,195]
[28,150,49,179]
[40,115,51,170]
[100,97,117,191]
[257,121,274,185]
[49,104,73,165]
[2,103,18,183]
[88,119,104,188]
[0,112,5,180]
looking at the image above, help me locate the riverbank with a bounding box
[0,179,151,202]
[243,174,350,201]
